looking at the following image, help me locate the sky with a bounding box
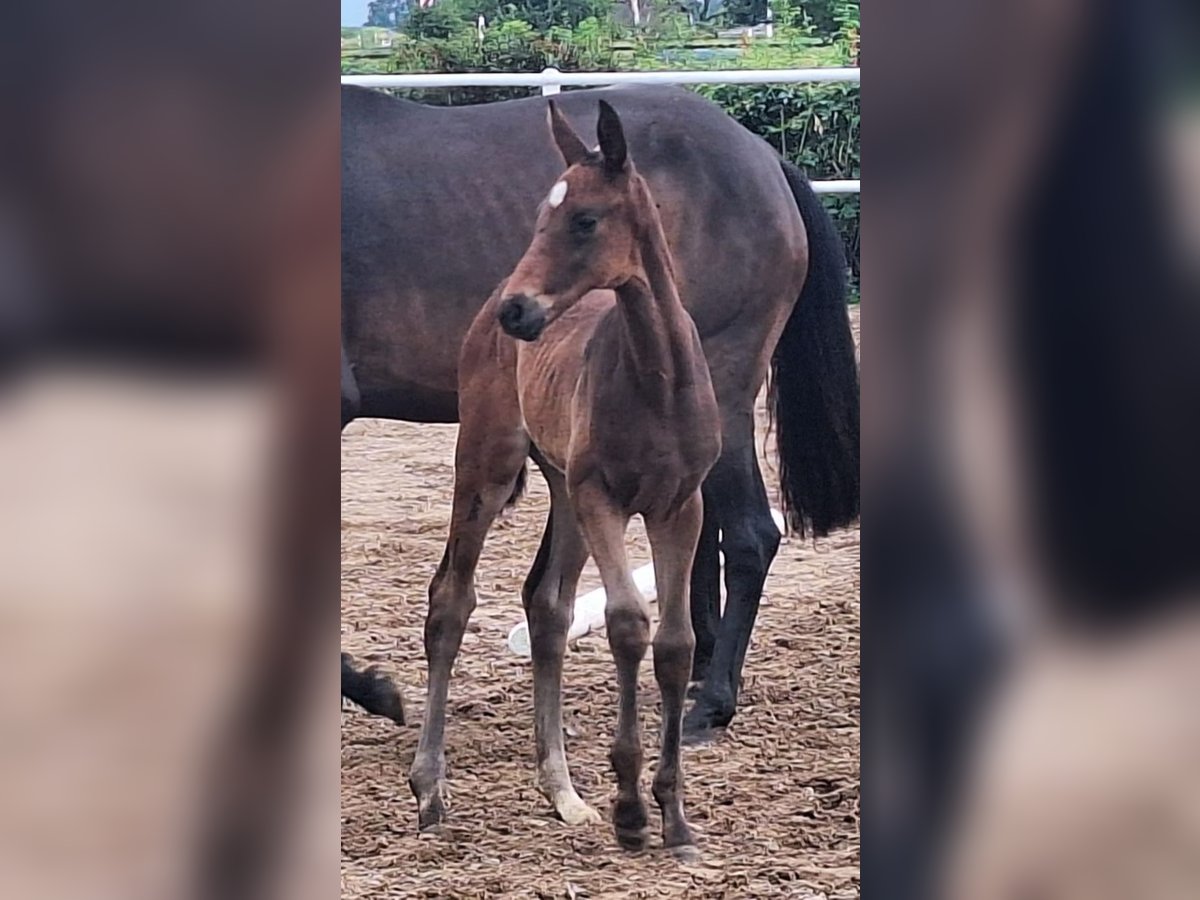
[342,0,371,27]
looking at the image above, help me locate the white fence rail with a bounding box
[341,66,860,90]
[342,67,860,194]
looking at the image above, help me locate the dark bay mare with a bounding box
[341,83,860,736]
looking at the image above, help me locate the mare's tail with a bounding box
[768,160,860,537]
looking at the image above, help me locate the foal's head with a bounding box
[499,99,653,342]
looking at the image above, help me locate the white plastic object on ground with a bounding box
[506,508,785,658]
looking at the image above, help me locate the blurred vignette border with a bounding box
[0,2,339,899]
[864,0,1200,898]
[2,0,1199,897]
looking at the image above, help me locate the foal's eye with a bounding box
[570,214,598,237]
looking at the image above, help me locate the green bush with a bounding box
[385,18,619,105]
[697,81,859,294]
[433,0,614,33]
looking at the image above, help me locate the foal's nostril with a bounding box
[497,294,546,341]
[498,296,526,328]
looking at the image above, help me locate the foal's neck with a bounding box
[614,183,696,393]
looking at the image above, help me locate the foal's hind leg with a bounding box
[573,481,650,850]
[646,492,703,858]
[409,424,528,831]
[522,460,598,825]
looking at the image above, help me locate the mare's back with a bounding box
[341,85,789,320]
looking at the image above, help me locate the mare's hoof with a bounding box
[364,666,407,724]
[613,798,650,852]
[682,698,734,744]
[681,725,720,747]
[668,843,702,864]
[615,826,650,852]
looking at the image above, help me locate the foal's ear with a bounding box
[547,100,590,167]
[596,100,628,175]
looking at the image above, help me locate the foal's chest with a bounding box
[512,294,612,469]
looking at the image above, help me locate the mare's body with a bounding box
[341,84,860,734]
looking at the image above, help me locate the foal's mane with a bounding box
[627,172,682,300]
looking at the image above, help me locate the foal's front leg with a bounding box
[573,482,651,850]
[646,491,703,859]
[409,421,527,832]
[523,463,599,825]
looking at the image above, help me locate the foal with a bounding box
[410,100,720,856]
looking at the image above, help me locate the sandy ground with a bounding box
[341,309,860,899]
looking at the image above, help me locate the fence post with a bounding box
[540,67,562,96]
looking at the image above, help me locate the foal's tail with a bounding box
[768,160,860,538]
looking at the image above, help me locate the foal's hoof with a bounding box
[554,792,602,826]
[613,799,650,852]
[416,797,446,833]
[413,782,448,833]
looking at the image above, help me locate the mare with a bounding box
[341,83,860,737]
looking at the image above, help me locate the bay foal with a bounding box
[410,100,720,856]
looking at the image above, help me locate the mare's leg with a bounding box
[341,653,406,724]
[646,491,704,858]
[522,460,598,825]
[409,422,527,831]
[685,434,781,739]
[572,481,650,850]
[688,491,721,683]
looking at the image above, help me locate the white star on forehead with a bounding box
[548,180,568,208]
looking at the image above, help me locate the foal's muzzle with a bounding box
[497,294,547,342]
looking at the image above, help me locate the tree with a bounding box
[366,0,411,29]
